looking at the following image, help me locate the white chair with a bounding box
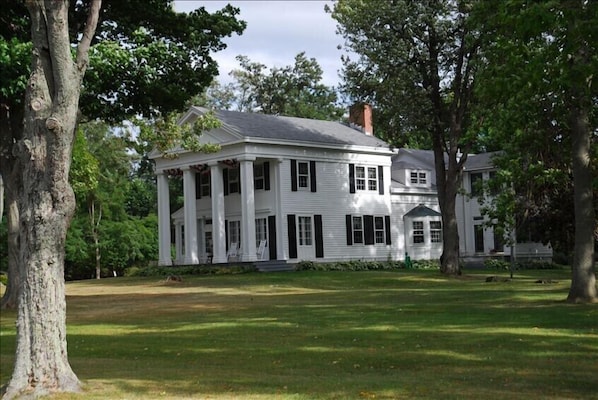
[256,239,267,260]
[227,242,239,261]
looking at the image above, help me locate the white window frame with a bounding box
[298,216,313,246]
[352,216,364,244]
[297,161,309,190]
[413,221,424,244]
[374,216,385,244]
[200,172,211,197]
[430,220,442,243]
[229,220,241,248]
[410,170,428,186]
[255,218,267,248]
[355,165,377,191]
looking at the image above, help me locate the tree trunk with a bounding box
[0,95,24,310]
[566,93,597,303]
[0,189,20,310]
[3,1,100,398]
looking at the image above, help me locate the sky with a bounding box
[174,0,345,87]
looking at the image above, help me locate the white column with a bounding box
[182,167,199,264]
[275,158,287,260]
[240,158,257,262]
[175,222,183,264]
[210,162,227,264]
[157,171,172,266]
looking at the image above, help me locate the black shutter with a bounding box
[195,172,201,199]
[237,166,241,194]
[223,169,229,196]
[287,214,297,258]
[268,215,277,260]
[314,214,324,258]
[291,160,298,191]
[364,215,374,245]
[264,161,271,191]
[310,161,317,192]
[345,215,353,245]
[225,220,229,251]
[349,164,356,193]
[385,215,392,245]
[378,166,384,195]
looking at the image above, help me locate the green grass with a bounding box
[1,269,597,399]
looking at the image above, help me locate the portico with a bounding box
[156,157,269,265]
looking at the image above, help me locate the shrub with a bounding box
[124,264,255,277]
[484,258,511,270]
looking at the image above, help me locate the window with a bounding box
[430,221,442,243]
[410,170,428,185]
[474,224,484,252]
[368,167,378,191]
[470,172,483,197]
[254,164,264,190]
[255,218,267,248]
[228,167,240,194]
[229,220,240,247]
[298,216,312,246]
[374,216,385,244]
[298,161,309,189]
[200,172,211,197]
[355,166,377,191]
[356,167,366,190]
[413,221,424,244]
[352,216,364,244]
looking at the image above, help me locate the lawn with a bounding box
[1,269,597,399]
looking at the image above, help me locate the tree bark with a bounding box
[566,92,597,303]
[0,97,24,310]
[3,1,101,398]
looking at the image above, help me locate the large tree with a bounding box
[330,0,481,275]
[474,0,597,302]
[0,0,245,308]
[2,2,101,398]
[204,52,344,120]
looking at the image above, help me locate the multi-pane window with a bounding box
[355,166,377,191]
[254,164,264,190]
[255,218,267,248]
[410,171,427,185]
[368,167,378,191]
[298,161,309,189]
[356,167,366,190]
[298,216,312,246]
[374,216,385,244]
[229,220,240,247]
[352,216,364,244]
[228,167,240,194]
[200,172,211,197]
[430,221,442,243]
[413,221,424,244]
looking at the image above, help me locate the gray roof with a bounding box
[463,151,501,171]
[201,107,390,148]
[404,204,442,218]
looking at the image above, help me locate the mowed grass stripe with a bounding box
[1,270,597,399]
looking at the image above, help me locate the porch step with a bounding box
[255,260,295,272]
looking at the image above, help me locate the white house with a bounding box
[151,105,550,267]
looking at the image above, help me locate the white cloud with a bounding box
[174,0,344,87]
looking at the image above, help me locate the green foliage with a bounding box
[295,260,442,271]
[137,112,221,158]
[207,52,344,120]
[484,258,568,271]
[124,264,255,277]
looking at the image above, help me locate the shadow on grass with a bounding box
[1,270,597,399]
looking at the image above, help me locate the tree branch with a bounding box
[76,0,102,74]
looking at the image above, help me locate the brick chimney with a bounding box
[349,103,373,136]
